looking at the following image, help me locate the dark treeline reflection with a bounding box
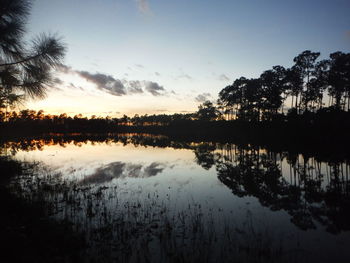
[209,145,350,234]
[2,134,349,234]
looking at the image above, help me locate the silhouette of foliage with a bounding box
[0,0,66,119]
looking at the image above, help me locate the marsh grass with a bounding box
[4,161,306,263]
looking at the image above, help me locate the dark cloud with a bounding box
[109,79,127,96]
[53,77,63,85]
[57,65,165,97]
[49,77,64,91]
[195,93,212,103]
[78,71,115,86]
[79,162,166,185]
[144,162,165,177]
[76,71,127,96]
[135,64,145,69]
[126,164,143,178]
[128,80,144,94]
[218,74,230,82]
[80,162,125,185]
[155,72,160,76]
[145,81,165,96]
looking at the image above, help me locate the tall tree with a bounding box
[292,50,320,112]
[260,66,286,119]
[285,66,303,113]
[0,0,66,118]
[327,52,350,110]
[218,77,248,120]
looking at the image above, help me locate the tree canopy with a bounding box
[0,0,66,115]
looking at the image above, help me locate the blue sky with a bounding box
[25,0,350,116]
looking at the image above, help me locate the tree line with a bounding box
[4,50,349,125]
[217,50,350,121]
[1,1,350,129]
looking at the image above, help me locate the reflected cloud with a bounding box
[80,162,125,185]
[144,162,166,177]
[80,161,167,185]
[126,164,143,178]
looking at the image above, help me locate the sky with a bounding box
[24,0,350,117]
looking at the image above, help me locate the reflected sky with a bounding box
[8,137,350,261]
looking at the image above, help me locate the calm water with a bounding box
[4,134,350,262]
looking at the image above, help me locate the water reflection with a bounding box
[79,162,166,185]
[1,133,350,235]
[211,145,350,233]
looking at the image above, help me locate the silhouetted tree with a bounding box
[196,100,220,121]
[260,66,286,119]
[327,52,350,110]
[0,0,66,120]
[292,51,320,112]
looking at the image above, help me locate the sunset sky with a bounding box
[24,0,350,117]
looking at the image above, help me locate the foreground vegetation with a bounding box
[0,157,85,263]
[2,156,304,263]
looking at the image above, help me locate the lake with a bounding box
[3,134,350,262]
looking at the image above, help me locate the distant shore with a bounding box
[1,120,350,162]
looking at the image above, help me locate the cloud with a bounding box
[53,77,63,85]
[177,73,193,80]
[144,162,165,177]
[127,80,144,94]
[144,81,165,96]
[57,63,71,73]
[135,0,151,15]
[110,80,127,96]
[76,71,126,96]
[79,161,166,185]
[127,164,143,178]
[135,64,145,69]
[195,93,212,103]
[155,72,160,76]
[80,162,125,185]
[49,77,64,91]
[218,74,230,82]
[57,65,165,97]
